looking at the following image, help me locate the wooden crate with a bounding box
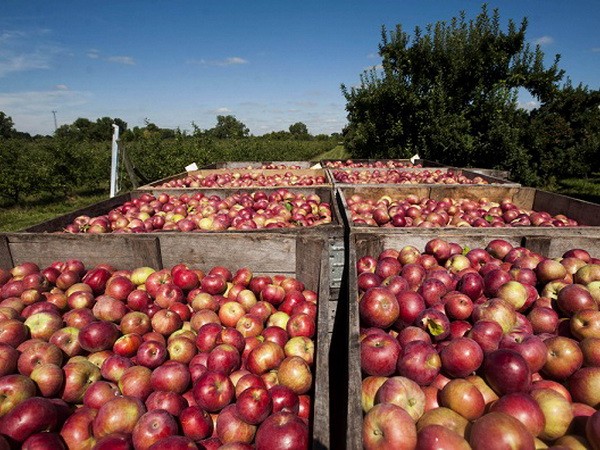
[138,168,331,190]
[337,185,600,255]
[329,166,518,187]
[20,187,345,298]
[345,231,600,449]
[0,232,332,449]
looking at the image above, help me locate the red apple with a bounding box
[363,403,416,450]
[131,409,178,450]
[255,412,309,450]
[360,332,401,377]
[483,349,531,395]
[468,412,535,450]
[193,370,235,413]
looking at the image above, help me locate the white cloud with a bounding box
[86,50,135,65]
[534,36,554,46]
[0,29,63,77]
[107,55,136,65]
[592,47,600,53]
[188,56,248,67]
[0,88,91,135]
[518,100,540,111]
[213,107,231,114]
[54,84,69,91]
[367,52,379,59]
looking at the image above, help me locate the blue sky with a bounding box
[1,1,598,136]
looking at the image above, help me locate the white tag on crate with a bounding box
[185,163,199,172]
[410,154,420,164]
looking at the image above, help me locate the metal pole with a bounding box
[110,124,120,198]
[52,111,58,131]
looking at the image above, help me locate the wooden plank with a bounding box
[302,236,331,450]
[346,234,383,450]
[157,233,298,273]
[522,236,552,256]
[533,190,600,226]
[512,187,536,209]
[0,235,13,269]
[6,234,160,270]
[525,234,600,258]
[129,237,163,269]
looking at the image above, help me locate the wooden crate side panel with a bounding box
[523,235,600,258]
[0,235,13,270]
[6,235,161,270]
[427,185,522,202]
[460,168,518,185]
[157,233,298,275]
[533,190,600,226]
[302,237,331,449]
[346,234,385,450]
[378,232,524,252]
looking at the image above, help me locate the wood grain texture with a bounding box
[0,235,13,269]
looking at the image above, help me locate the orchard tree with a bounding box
[209,115,249,139]
[341,5,564,184]
[525,82,600,183]
[289,122,310,139]
[0,112,15,138]
[55,117,127,141]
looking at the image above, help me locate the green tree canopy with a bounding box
[289,122,310,139]
[55,117,128,141]
[208,115,250,139]
[0,112,15,138]
[341,4,567,184]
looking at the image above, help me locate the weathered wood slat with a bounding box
[5,234,160,270]
[0,235,13,269]
[157,233,298,272]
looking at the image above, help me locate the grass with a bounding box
[549,174,600,205]
[313,145,350,162]
[0,189,109,232]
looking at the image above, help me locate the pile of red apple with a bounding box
[63,190,332,233]
[324,160,420,169]
[348,195,581,228]
[156,171,327,188]
[357,238,600,449]
[0,259,318,448]
[333,168,487,185]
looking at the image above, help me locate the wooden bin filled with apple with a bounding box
[346,231,600,449]
[328,166,517,187]
[15,185,346,339]
[19,186,344,286]
[137,167,332,190]
[322,158,511,182]
[337,185,600,254]
[0,231,332,448]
